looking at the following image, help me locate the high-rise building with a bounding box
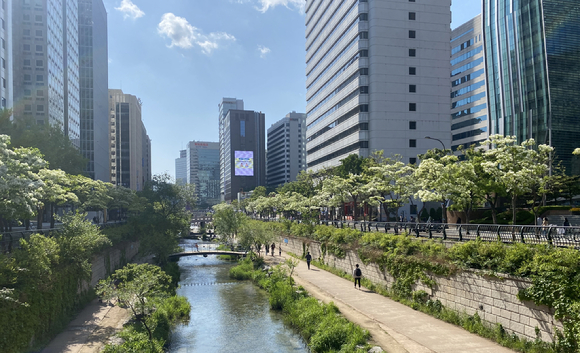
[305,0,451,171]
[12,0,81,145]
[218,102,266,202]
[186,141,220,207]
[267,111,307,188]
[219,97,244,199]
[450,15,489,152]
[78,0,108,181]
[1,0,13,111]
[175,149,187,185]
[483,0,580,174]
[108,89,151,191]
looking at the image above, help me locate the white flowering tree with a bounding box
[0,135,46,231]
[366,155,417,221]
[481,135,553,226]
[37,169,78,229]
[414,153,472,224]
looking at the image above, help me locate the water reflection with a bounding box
[169,240,308,353]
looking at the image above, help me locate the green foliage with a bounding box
[98,263,190,349]
[0,215,110,352]
[229,258,370,352]
[212,203,247,243]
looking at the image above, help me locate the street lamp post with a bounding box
[424,136,446,150]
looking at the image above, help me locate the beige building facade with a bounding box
[108,89,151,191]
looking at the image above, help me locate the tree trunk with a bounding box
[512,195,517,226]
[50,203,56,229]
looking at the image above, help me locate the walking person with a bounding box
[265,244,269,256]
[278,244,281,256]
[305,252,312,270]
[542,217,549,237]
[353,264,362,289]
[271,243,275,256]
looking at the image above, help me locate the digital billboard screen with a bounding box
[235,151,254,176]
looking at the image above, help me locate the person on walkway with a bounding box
[353,264,362,289]
[278,244,281,256]
[265,244,269,256]
[305,252,312,270]
[564,217,571,227]
[271,243,275,256]
[542,217,549,237]
[195,243,199,252]
[456,217,461,230]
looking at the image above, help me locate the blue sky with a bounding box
[104,0,482,178]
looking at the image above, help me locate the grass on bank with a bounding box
[229,256,371,353]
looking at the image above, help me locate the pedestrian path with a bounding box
[41,299,129,353]
[266,252,515,353]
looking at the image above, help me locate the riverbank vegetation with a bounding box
[96,263,190,352]
[229,257,371,352]
[268,218,580,352]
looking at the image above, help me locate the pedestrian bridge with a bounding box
[168,250,247,260]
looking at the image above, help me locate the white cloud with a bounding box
[256,0,305,13]
[157,13,236,55]
[257,45,271,58]
[115,0,144,20]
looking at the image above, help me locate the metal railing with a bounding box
[0,221,128,254]
[259,217,580,248]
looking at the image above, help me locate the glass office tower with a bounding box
[483,0,580,173]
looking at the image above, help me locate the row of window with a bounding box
[22,14,43,21]
[23,29,43,36]
[24,104,44,112]
[23,44,43,51]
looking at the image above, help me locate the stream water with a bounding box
[168,239,309,353]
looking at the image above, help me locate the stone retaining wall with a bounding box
[280,235,561,342]
[78,241,140,291]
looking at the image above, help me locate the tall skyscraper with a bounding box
[483,0,580,173]
[78,0,108,181]
[175,149,187,185]
[218,101,266,202]
[1,0,13,111]
[451,15,489,152]
[108,89,151,191]
[267,111,307,188]
[12,0,81,145]
[186,141,220,207]
[219,97,244,199]
[305,0,451,171]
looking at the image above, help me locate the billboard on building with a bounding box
[235,151,254,176]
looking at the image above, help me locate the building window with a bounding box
[409,84,416,93]
[409,67,416,75]
[409,139,417,148]
[35,15,42,21]
[36,75,43,82]
[409,0,416,2]
[409,157,417,164]
[25,104,32,111]
[36,30,42,36]
[360,68,368,75]
[409,30,416,38]
[359,13,368,21]
[24,29,31,36]
[24,44,30,51]
[36,105,44,112]
[409,12,416,20]
[36,60,43,66]
[37,90,43,96]
[24,89,32,96]
[36,45,43,52]
[409,121,417,130]
[409,49,416,57]
[409,103,416,111]
[23,14,30,21]
[24,59,31,66]
[24,74,31,81]
[360,50,368,57]
[360,86,369,94]
[240,120,246,137]
[359,31,368,39]
[359,104,369,112]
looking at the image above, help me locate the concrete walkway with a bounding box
[41,299,130,353]
[266,252,515,353]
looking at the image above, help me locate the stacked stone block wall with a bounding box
[280,235,561,342]
[78,241,140,292]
